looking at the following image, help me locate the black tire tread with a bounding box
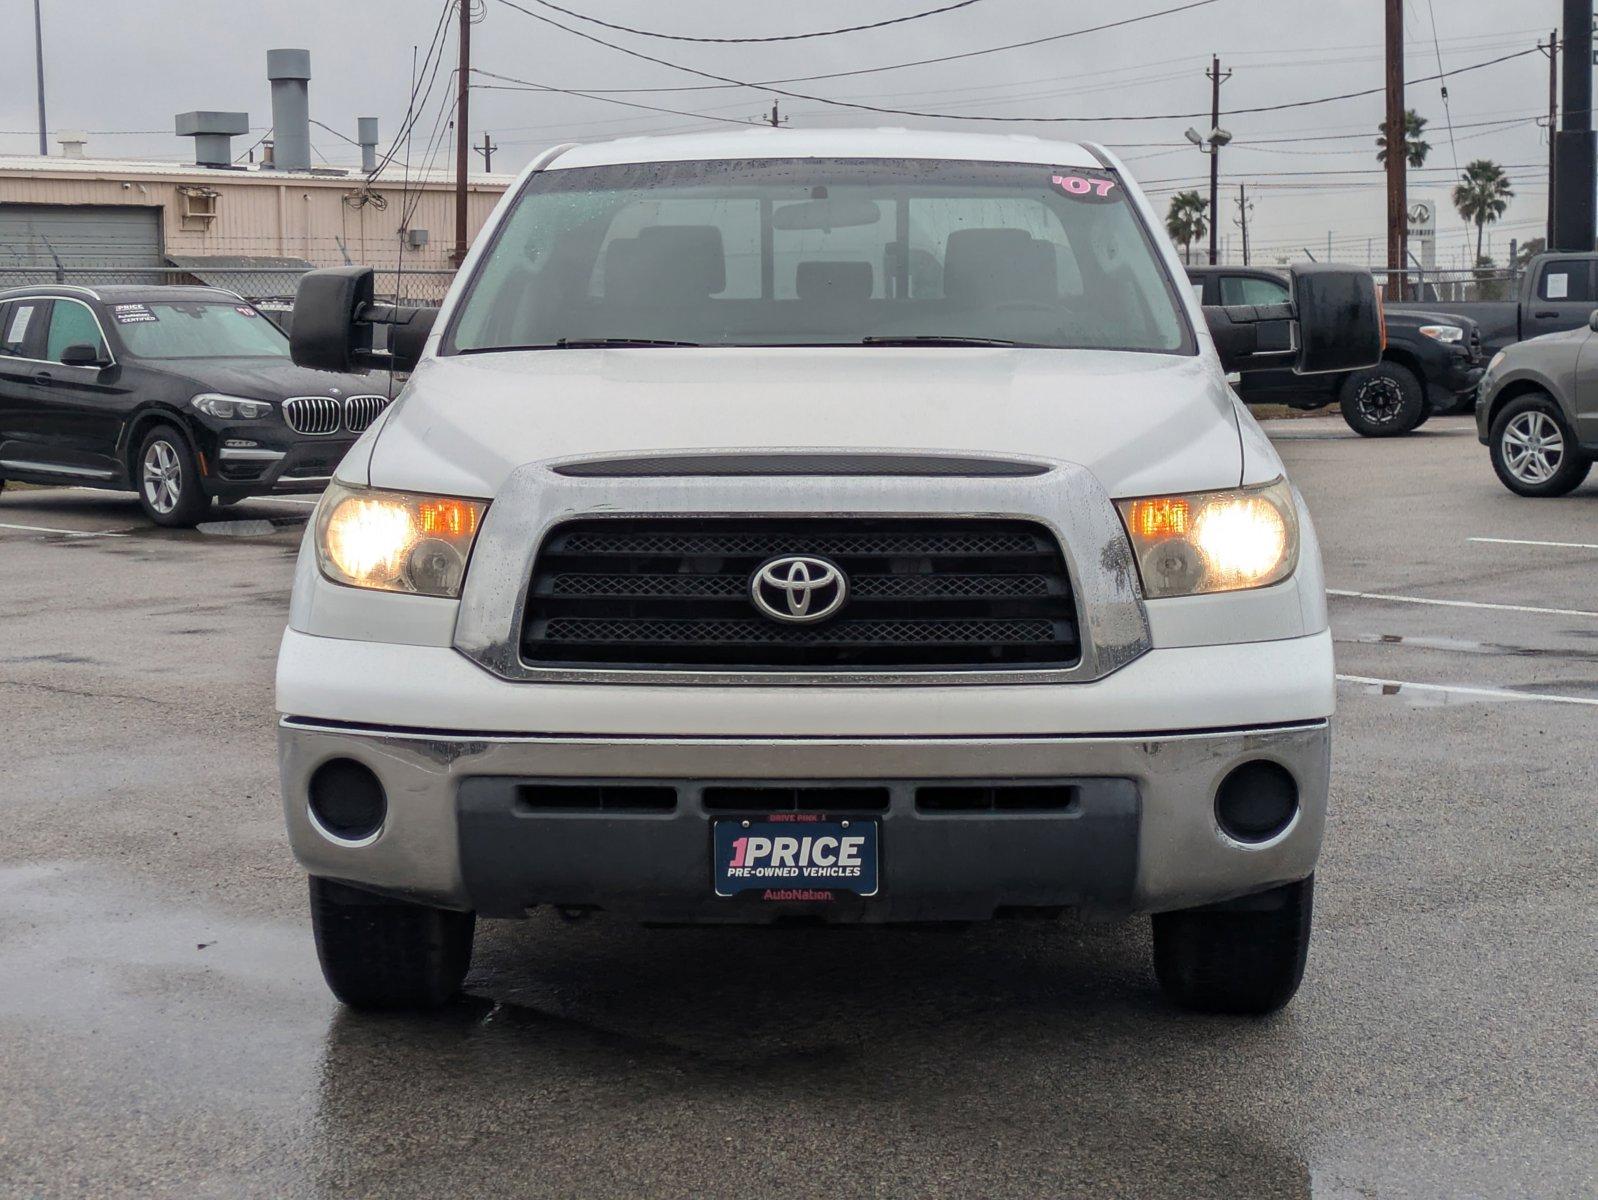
[309,877,475,1010]
[1151,876,1313,1015]
[1338,361,1425,437]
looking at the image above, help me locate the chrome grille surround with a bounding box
[452,449,1153,686]
[282,395,343,436]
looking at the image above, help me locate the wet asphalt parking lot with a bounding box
[0,413,1594,1199]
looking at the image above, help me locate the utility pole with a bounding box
[761,100,788,128]
[473,131,497,173]
[32,0,47,155]
[1384,0,1406,297]
[452,0,472,266]
[1553,0,1595,251]
[1541,31,1558,246]
[1206,56,1231,265]
[1234,181,1252,265]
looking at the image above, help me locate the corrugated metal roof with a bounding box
[0,154,513,188]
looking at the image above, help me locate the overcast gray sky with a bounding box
[0,0,1568,268]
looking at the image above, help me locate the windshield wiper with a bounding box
[553,336,700,348]
[860,335,1033,347]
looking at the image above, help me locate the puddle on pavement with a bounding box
[195,516,307,537]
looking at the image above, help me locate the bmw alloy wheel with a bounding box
[143,439,182,515]
[1355,377,1405,425]
[1501,411,1564,485]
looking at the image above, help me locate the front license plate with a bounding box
[713,818,879,898]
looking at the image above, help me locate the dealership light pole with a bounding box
[33,0,48,155]
[1552,0,1595,250]
[453,0,472,265]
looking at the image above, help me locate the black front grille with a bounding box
[521,518,1080,671]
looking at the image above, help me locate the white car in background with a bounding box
[276,129,1380,1015]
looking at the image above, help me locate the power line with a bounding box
[1423,0,1461,174]
[515,0,992,43]
[472,68,768,127]
[489,1,1543,125]
[490,0,1224,96]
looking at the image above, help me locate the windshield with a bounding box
[446,157,1192,355]
[112,301,289,360]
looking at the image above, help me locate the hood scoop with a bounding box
[551,451,1051,478]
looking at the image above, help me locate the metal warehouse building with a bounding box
[0,47,513,304]
[0,152,511,303]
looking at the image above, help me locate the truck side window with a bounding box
[45,300,108,362]
[1537,261,1592,302]
[1219,275,1290,306]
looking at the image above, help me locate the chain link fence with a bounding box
[0,264,458,306]
[1370,266,1518,304]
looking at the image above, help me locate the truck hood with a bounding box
[361,347,1243,499]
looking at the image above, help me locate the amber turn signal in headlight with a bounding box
[1117,478,1299,598]
[314,482,486,597]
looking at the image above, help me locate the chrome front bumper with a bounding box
[279,718,1329,920]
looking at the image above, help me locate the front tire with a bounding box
[1152,876,1313,1015]
[309,877,475,1010]
[1489,393,1592,497]
[135,425,211,527]
[1339,361,1426,436]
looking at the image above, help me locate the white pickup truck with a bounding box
[278,129,1380,1015]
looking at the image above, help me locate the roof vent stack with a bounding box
[357,116,379,173]
[266,48,312,172]
[56,131,88,159]
[175,111,250,168]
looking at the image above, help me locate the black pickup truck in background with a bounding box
[1388,251,1598,359]
[1188,266,1486,437]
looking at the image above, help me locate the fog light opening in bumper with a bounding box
[1214,760,1299,844]
[307,758,388,845]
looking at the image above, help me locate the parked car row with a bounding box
[0,284,386,525]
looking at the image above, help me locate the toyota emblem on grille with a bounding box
[750,555,848,624]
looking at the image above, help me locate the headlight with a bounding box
[314,481,487,598]
[191,393,273,420]
[1116,478,1299,598]
[1417,325,1464,344]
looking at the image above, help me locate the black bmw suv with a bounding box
[0,284,388,525]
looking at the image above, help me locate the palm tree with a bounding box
[1377,109,1431,168]
[1165,191,1208,264]
[1452,160,1515,263]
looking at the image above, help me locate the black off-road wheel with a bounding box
[1489,392,1593,497]
[135,425,211,527]
[1338,361,1426,437]
[1152,876,1314,1015]
[309,877,476,1010]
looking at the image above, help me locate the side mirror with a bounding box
[1587,309,1598,332]
[1203,264,1382,376]
[290,266,439,374]
[60,343,107,368]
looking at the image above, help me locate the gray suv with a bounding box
[1477,318,1598,496]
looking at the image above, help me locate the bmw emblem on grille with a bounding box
[750,555,849,624]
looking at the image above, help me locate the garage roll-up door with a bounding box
[0,204,162,273]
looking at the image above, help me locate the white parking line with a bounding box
[1327,588,1598,620]
[1337,674,1598,707]
[1469,536,1598,551]
[246,497,321,507]
[0,521,128,538]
